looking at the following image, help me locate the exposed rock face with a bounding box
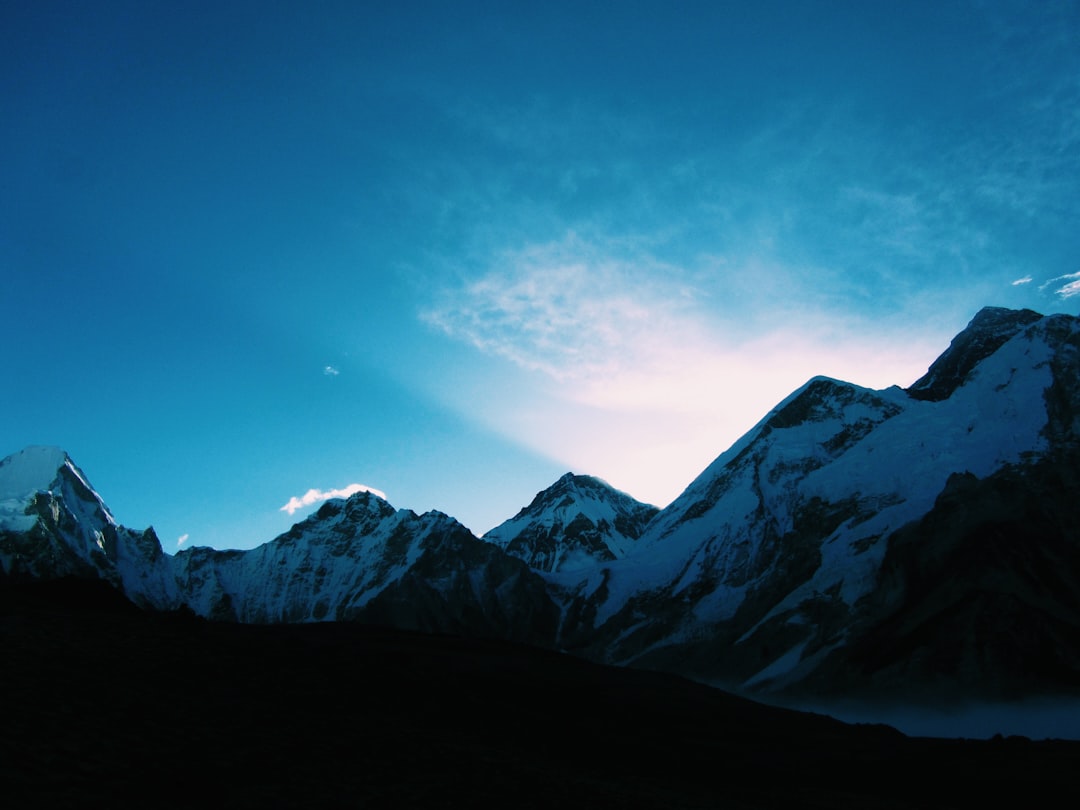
[3,307,1079,706]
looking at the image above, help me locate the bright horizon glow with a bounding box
[422,231,949,506]
[2,2,1078,548]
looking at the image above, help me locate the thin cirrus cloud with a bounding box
[421,233,946,506]
[280,484,388,516]
[1040,271,1080,300]
[424,232,940,396]
[177,533,189,548]
[411,34,1080,504]
[423,234,697,384]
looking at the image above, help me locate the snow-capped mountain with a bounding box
[547,307,1080,701]
[484,473,658,572]
[170,493,559,643]
[0,446,176,607]
[0,450,557,643]
[2,306,1079,706]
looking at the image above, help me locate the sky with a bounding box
[2,0,1079,550]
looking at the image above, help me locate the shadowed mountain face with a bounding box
[3,579,1079,809]
[808,454,1080,702]
[2,307,1079,720]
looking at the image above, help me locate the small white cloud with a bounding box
[177,533,189,548]
[1038,270,1080,298]
[280,483,387,515]
[323,365,340,376]
[1057,279,1080,299]
[1011,275,1033,285]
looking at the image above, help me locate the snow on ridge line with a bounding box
[0,445,72,499]
[0,445,118,527]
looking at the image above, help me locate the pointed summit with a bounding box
[0,446,115,534]
[907,307,1044,402]
[485,474,659,572]
[0,446,175,601]
[0,445,74,500]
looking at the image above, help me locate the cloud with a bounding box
[177,533,189,548]
[280,483,387,515]
[405,7,1079,507]
[323,365,340,376]
[421,233,947,507]
[1055,279,1080,300]
[423,233,699,383]
[1038,271,1080,299]
[1054,276,1080,302]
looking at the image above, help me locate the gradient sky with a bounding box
[3,1,1079,550]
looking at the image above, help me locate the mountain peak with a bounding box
[485,473,659,572]
[906,307,1044,402]
[0,445,74,499]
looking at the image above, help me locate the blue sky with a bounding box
[3,1,1078,550]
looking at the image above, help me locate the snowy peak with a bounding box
[518,473,638,514]
[574,307,1080,697]
[646,376,908,548]
[907,306,1044,402]
[169,489,558,640]
[0,446,173,602]
[764,376,887,430]
[0,445,116,533]
[0,445,72,500]
[308,488,399,528]
[485,473,659,572]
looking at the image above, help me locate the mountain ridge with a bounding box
[3,305,1079,718]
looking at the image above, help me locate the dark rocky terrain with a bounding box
[3,579,1078,809]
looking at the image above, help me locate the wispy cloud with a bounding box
[280,483,387,515]
[323,365,340,376]
[410,15,1080,504]
[1040,271,1080,300]
[423,233,697,382]
[422,232,946,506]
[1058,282,1080,300]
[177,533,189,548]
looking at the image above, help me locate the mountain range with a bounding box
[3,305,1079,723]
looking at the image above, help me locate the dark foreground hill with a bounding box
[2,580,1078,809]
